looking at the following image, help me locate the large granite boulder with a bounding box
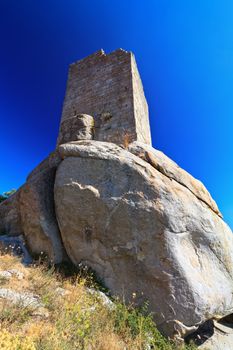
[0,190,22,235]
[128,142,221,217]
[54,140,233,339]
[19,151,65,263]
[0,152,65,264]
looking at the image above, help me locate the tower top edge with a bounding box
[70,48,132,67]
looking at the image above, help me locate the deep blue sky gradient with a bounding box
[0,0,232,229]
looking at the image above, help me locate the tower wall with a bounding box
[57,49,151,146]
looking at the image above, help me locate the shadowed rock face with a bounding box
[0,49,233,341]
[186,319,233,349]
[0,152,65,264]
[19,152,65,263]
[0,190,22,235]
[54,140,233,339]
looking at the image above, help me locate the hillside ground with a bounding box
[0,251,196,350]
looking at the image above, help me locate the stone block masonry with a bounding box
[57,49,151,146]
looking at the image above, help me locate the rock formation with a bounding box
[1,49,233,343]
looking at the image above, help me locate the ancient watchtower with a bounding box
[57,49,151,146]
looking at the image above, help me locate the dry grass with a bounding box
[0,252,196,350]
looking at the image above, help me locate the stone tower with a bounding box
[57,49,151,146]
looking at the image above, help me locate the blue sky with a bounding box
[0,0,232,229]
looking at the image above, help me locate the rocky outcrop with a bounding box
[1,50,232,344]
[187,319,233,349]
[19,151,64,263]
[200,322,233,350]
[0,190,22,235]
[128,141,221,217]
[0,288,42,308]
[54,140,233,339]
[0,151,65,263]
[1,136,232,340]
[1,140,233,340]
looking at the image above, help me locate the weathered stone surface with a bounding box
[58,49,151,146]
[26,150,61,181]
[59,140,221,217]
[0,190,22,235]
[128,141,221,217]
[86,287,114,310]
[0,269,24,280]
[0,235,32,265]
[54,140,233,339]
[57,114,94,146]
[0,288,42,308]
[198,321,233,349]
[19,152,64,263]
[58,140,129,160]
[0,151,65,263]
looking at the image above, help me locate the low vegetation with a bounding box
[0,252,196,350]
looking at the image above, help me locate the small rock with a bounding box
[0,288,42,308]
[86,288,114,309]
[9,269,24,280]
[0,271,12,280]
[55,287,70,296]
[32,307,49,319]
[0,269,24,280]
